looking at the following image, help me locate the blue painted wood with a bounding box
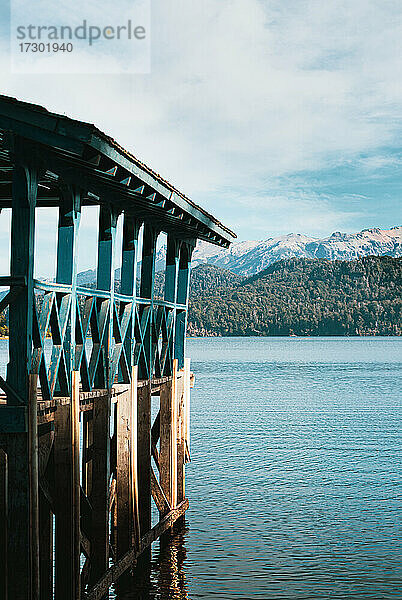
[94,205,118,388]
[7,159,37,404]
[139,224,159,379]
[164,236,180,304]
[0,406,27,432]
[120,214,141,375]
[163,236,181,373]
[174,240,195,369]
[53,185,81,396]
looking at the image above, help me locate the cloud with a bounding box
[0,0,401,245]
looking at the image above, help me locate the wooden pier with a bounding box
[0,95,235,599]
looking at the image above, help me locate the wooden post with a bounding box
[160,360,178,515]
[174,241,195,370]
[94,205,118,388]
[6,155,40,600]
[121,214,141,371]
[0,448,7,600]
[39,491,53,600]
[140,224,159,378]
[137,380,152,540]
[53,181,81,600]
[184,358,191,459]
[164,236,180,369]
[89,392,111,587]
[56,184,81,377]
[176,372,185,506]
[89,205,117,587]
[54,372,80,600]
[131,366,140,547]
[82,411,93,497]
[116,389,132,558]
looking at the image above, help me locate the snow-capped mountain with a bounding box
[74,226,401,285]
[187,226,402,276]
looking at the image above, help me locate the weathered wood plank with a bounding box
[130,367,140,548]
[159,362,178,512]
[176,371,186,507]
[7,159,37,402]
[137,380,152,538]
[82,410,93,497]
[89,392,111,587]
[39,490,53,600]
[0,449,7,600]
[151,466,171,514]
[85,499,189,600]
[54,372,81,600]
[116,389,132,559]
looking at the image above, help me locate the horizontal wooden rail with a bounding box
[33,279,186,310]
[85,499,189,600]
[0,275,26,286]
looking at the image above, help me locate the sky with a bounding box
[0,0,401,276]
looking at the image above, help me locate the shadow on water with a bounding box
[114,525,190,600]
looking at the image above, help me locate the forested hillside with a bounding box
[187,257,401,336]
[0,257,400,337]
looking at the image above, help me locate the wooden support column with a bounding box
[6,155,40,600]
[82,411,93,497]
[140,224,159,378]
[0,449,7,599]
[39,490,53,600]
[176,372,186,507]
[56,184,81,375]
[54,183,81,600]
[160,360,178,513]
[94,205,118,388]
[137,380,152,540]
[90,205,117,588]
[174,241,195,370]
[130,366,140,547]
[116,389,132,558]
[89,393,111,587]
[159,360,178,545]
[164,236,180,369]
[54,371,80,600]
[121,214,141,371]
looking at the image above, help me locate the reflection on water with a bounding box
[113,526,190,600]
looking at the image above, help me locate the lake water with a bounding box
[148,337,401,600]
[1,337,401,599]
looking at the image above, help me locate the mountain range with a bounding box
[186,226,402,276]
[74,225,401,286]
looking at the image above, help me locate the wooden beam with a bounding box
[175,242,195,369]
[85,499,189,600]
[137,381,152,539]
[89,392,111,587]
[116,389,132,559]
[120,214,141,377]
[6,152,40,599]
[54,372,80,600]
[94,205,118,388]
[7,159,37,402]
[0,449,7,600]
[130,367,140,548]
[150,466,170,514]
[55,183,81,393]
[39,490,53,600]
[159,361,178,514]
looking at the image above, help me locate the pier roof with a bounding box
[0,94,236,247]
